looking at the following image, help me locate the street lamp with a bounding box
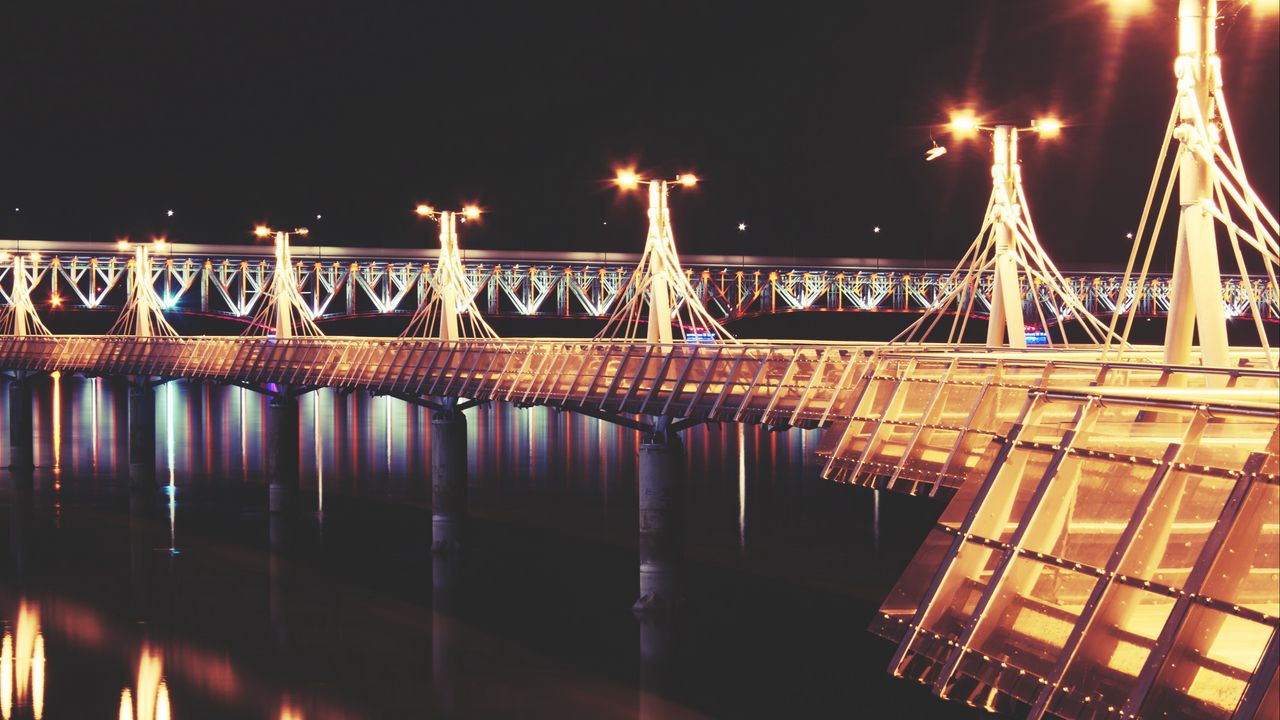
[408,202,495,341]
[252,225,313,339]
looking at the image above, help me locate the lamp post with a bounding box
[253,225,310,339]
[612,169,699,344]
[945,112,1062,348]
[414,204,482,342]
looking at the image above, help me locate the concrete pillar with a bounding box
[7,375,34,471]
[634,428,685,611]
[267,392,300,514]
[430,408,467,553]
[128,379,156,489]
[638,614,683,720]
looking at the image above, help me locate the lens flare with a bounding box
[614,168,641,190]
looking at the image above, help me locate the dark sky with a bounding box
[1,1,1276,266]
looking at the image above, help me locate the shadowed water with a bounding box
[0,374,983,719]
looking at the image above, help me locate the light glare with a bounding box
[1034,117,1063,138]
[677,173,699,187]
[948,110,980,138]
[415,204,436,217]
[462,205,482,220]
[253,225,272,238]
[614,168,641,190]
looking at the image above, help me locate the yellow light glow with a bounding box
[151,237,167,250]
[253,225,272,238]
[614,168,641,190]
[1102,0,1153,19]
[294,227,309,237]
[948,110,980,138]
[0,251,9,262]
[1251,0,1280,17]
[116,239,131,251]
[415,204,436,217]
[462,205,482,220]
[28,253,40,262]
[50,294,62,307]
[1034,117,1063,138]
[677,173,699,187]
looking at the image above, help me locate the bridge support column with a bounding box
[7,374,34,471]
[431,403,467,553]
[128,379,156,490]
[635,424,685,611]
[267,392,300,514]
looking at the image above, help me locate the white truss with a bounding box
[243,232,323,338]
[107,246,178,337]
[0,254,51,336]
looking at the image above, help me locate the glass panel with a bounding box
[971,557,1098,678]
[1022,455,1158,570]
[1139,607,1273,719]
[880,529,956,617]
[1182,420,1277,473]
[1200,482,1280,617]
[1053,585,1175,712]
[919,540,1005,639]
[969,446,1054,543]
[1119,471,1237,587]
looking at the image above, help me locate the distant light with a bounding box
[1033,117,1063,138]
[28,252,40,262]
[614,168,641,190]
[873,226,881,234]
[948,110,980,139]
[462,205,482,220]
[1103,0,1153,20]
[152,237,168,250]
[166,209,174,217]
[116,238,131,251]
[294,227,310,236]
[738,223,747,231]
[316,214,322,220]
[415,204,436,217]
[925,145,948,161]
[0,251,9,262]
[254,225,272,238]
[1126,232,1134,239]
[12,207,18,212]
[50,294,62,307]
[677,173,699,187]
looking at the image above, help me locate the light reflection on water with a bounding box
[0,374,955,719]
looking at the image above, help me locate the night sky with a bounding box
[1,1,1276,267]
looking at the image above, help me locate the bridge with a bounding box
[2,241,1275,323]
[2,3,1279,718]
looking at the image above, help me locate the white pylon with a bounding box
[0,253,51,336]
[108,245,178,337]
[898,124,1121,348]
[599,179,736,344]
[1106,0,1279,369]
[245,230,323,339]
[402,209,498,340]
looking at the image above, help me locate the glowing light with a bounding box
[116,239,131,251]
[948,110,980,138]
[873,226,881,233]
[1251,0,1280,16]
[28,253,40,262]
[738,223,747,231]
[294,227,309,236]
[925,145,948,161]
[151,237,167,251]
[1126,232,1135,239]
[614,168,641,190]
[0,251,9,262]
[1033,116,1063,138]
[415,204,435,217]
[50,294,62,307]
[1102,0,1153,20]
[165,209,174,217]
[254,225,272,238]
[677,173,699,187]
[462,205,482,220]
